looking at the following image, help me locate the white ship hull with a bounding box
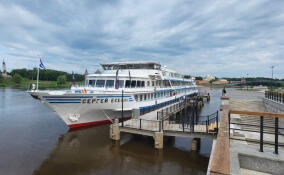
[30,88,198,129]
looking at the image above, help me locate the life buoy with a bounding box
[173,91,176,96]
[154,86,157,91]
[81,89,87,93]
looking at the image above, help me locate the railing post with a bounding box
[274,117,279,154]
[229,112,231,139]
[216,110,219,132]
[206,120,208,133]
[157,111,158,120]
[260,116,263,152]
[140,119,142,130]
[122,90,124,127]
[162,119,164,131]
[182,116,185,132]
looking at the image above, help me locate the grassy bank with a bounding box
[0,77,80,89]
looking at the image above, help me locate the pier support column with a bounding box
[154,132,163,149]
[110,123,120,141]
[191,138,200,151]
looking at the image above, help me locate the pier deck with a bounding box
[110,94,218,149]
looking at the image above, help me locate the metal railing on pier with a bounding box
[229,110,284,154]
[121,110,219,134]
[265,91,284,104]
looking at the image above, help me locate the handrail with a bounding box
[229,110,282,154]
[230,110,284,118]
[265,91,284,104]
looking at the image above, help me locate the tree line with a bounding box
[9,68,85,81]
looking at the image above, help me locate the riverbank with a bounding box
[0,77,77,89]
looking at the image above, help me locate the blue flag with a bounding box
[39,58,46,69]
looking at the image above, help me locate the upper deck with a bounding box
[101,61,161,70]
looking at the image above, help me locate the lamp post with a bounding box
[270,66,275,79]
[246,74,249,91]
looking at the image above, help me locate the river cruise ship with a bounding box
[29,61,198,129]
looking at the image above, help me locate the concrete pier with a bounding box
[154,132,163,149]
[110,123,120,141]
[191,138,200,151]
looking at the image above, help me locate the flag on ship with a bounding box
[39,58,46,69]
[128,70,131,81]
[72,71,75,84]
[115,69,119,89]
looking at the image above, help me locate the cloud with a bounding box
[0,0,283,78]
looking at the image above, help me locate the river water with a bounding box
[0,88,222,175]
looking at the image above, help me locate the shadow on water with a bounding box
[0,88,221,175]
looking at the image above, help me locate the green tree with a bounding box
[195,76,203,80]
[0,74,3,83]
[12,73,22,84]
[57,75,67,84]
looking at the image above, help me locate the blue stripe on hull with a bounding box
[96,96,132,98]
[46,99,81,101]
[49,102,81,104]
[43,96,93,98]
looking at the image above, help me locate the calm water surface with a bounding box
[0,88,221,175]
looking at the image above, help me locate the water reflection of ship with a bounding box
[33,125,208,175]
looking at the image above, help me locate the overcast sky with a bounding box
[0,0,283,78]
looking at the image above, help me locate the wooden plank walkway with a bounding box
[209,96,230,175]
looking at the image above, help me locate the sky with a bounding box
[0,0,283,78]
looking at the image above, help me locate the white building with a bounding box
[204,74,215,81]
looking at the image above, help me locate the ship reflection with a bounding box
[33,125,209,175]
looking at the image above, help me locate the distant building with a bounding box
[196,80,210,85]
[213,79,228,85]
[204,74,215,81]
[1,59,11,77]
[2,59,7,75]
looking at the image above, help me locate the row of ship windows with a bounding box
[87,79,192,88]
[134,88,195,102]
[87,80,146,88]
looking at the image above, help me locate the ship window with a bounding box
[144,94,147,100]
[125,80,131,88]
[147,93,150,100]
[96,80,105,87]
[135,95,138,101]
[136,81,141,87]
[118,80,124,88]
[131,80,136,88]
[152,81,154,86]
[141,81,145,87]
[154,93,157,98]
[147,81,150,86]
[151,93,153,99]
[89,80,96,86]
[106,80,114,87]
[139,95,143,101]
